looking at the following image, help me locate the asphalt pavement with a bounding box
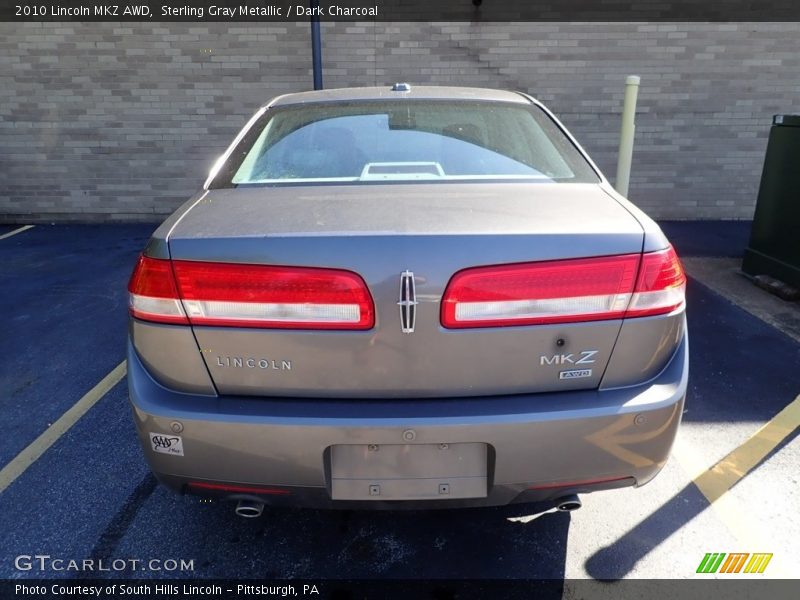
[0,222,797,591]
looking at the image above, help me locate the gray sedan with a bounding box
[127,85,687,516]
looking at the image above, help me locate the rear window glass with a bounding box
[214,100,599,187]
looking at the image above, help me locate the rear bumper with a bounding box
[127,332,688,509]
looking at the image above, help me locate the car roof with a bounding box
[266,85,531,108]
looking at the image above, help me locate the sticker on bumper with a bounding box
[559,369,592,380]
[150,433,184,456]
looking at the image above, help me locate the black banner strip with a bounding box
[2,579,799,600]
[2,1,800,22]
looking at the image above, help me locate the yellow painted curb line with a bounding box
[692,394,800,504]
[673,394,800,578]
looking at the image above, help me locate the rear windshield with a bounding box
[212,100,600,187]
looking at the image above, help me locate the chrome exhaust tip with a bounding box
[235,500,264,518]
[555,494,582,512]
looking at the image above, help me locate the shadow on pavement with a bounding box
[583,425,798,581]
[584,479,708,578]
[97,478,571,581]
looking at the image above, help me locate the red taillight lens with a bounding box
[172,261,374,329]
[128,255,189,324]
[128,256,374,330]
[626,245,686,317]
[442,254,640,328]
[441,246,685,328]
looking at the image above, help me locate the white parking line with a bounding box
[0,361,127,494]
[0,225,35,240]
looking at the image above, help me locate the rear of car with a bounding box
[127,86,687,509]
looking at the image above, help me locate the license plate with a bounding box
[330,442,488,501]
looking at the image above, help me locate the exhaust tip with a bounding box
[235,500,264,518]
[555,494,582,512]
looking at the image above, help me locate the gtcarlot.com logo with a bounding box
[696,552,773,574]
[14,555,195,573]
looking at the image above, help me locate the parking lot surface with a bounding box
[0,223,798,586]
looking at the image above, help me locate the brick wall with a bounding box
[2,22,798,222]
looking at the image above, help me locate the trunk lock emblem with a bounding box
[397,270,418,333]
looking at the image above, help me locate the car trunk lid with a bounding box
[165,182,644,398]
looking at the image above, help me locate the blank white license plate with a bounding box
[330,442,488,501]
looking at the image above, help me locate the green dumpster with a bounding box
[742,114,800,288]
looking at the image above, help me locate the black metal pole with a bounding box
[310,0,323,90]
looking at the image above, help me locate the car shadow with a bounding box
[583,479,709,578]
[93,479,571,586]
[584,428,798,579]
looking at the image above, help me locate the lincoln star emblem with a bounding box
[397,270,418,333]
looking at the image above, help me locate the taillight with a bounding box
[626,246,686,317]
[128,255,189,324]
[441,246,685,328]
[128,256,374,330]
